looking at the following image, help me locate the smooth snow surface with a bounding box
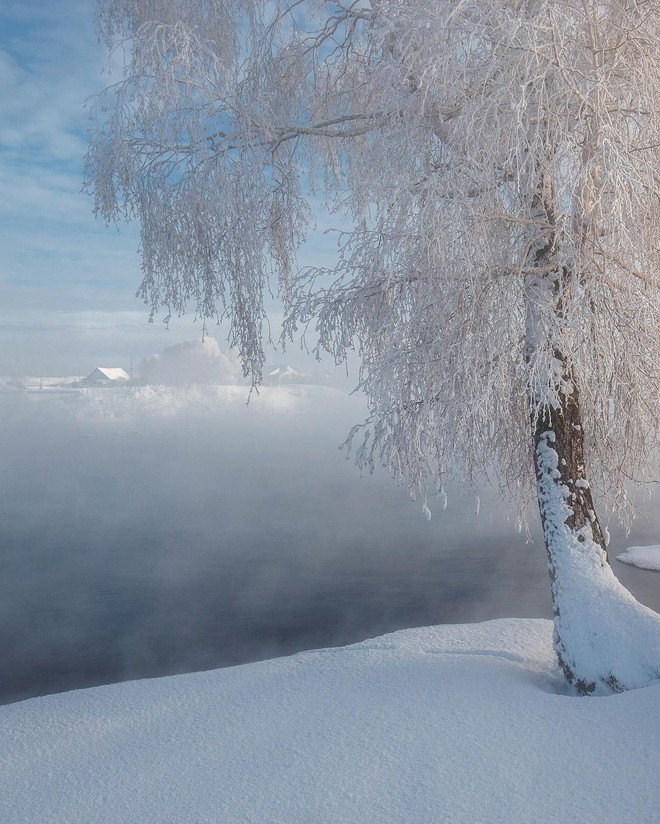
[617,545,660,572]
[2,619,659,824]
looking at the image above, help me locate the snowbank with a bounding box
[73,382,349,419]
[2,619,658,824]
[617,545,660,572]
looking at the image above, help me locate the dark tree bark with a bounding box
[525,170,616,693]
[524,182,659,694]
[530,364,611,695]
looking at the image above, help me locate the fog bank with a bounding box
[0,386,656,704]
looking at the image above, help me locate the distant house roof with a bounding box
[85,367,130,383]
[266,365,303,382]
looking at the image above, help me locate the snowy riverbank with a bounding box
[2,618,658,824]
[617,545,660,572]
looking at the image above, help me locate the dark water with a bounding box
[0,389,657,705]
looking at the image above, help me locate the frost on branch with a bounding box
[87,0,659,521]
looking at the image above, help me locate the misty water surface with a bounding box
[0,387,657,704]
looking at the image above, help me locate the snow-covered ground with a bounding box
[617,545,660,572]
[72,381,348,417]
[1,618,658,824]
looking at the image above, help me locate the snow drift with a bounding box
[1,619,659,824]
[617,546,660,572]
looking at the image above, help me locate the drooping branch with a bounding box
[88,0,660,521]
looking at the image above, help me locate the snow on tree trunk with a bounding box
[531,395,660,695]
[526,239,660,695]
[531,379,651,693]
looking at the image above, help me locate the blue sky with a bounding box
[0,0,341,377]
[0,0,160,374]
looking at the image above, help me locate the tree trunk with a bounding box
[525,256,660,695]
[529,362,609,694]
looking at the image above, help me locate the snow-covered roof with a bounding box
[266,365,304,380]
[269,365,298,376]
[87,367,130,381]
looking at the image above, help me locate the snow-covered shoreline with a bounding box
[617,545,660,572]
[2,618,658,824]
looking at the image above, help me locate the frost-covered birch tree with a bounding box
[87,0,660,694]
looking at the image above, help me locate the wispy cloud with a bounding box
[0,0,100,164]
